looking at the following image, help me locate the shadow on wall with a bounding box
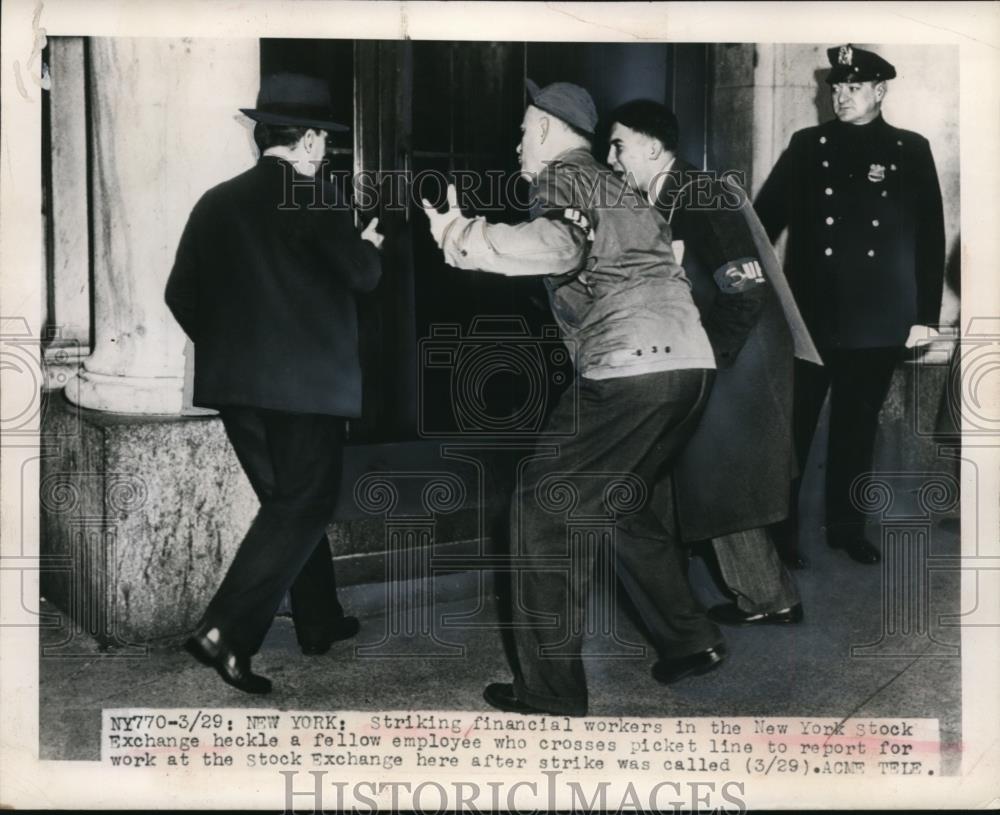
[945,234,961,305]
[812,69,836,122]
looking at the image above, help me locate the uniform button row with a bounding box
[824,248,876,257]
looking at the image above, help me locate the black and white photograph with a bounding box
[1,1,998,810]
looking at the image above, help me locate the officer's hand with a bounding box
[361,216,384,250]
[421,184,463,248]
[904,324,941,350]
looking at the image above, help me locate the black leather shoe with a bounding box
[830,538,881,564]
[483,683,539,714]
[184,628,272,694]
[780,552,808,570]
[652,644,727,685]
[482,683,583,716]
[299,616,360,656]
[708,603,804,627]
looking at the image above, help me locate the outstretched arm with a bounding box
[423,184,588,277]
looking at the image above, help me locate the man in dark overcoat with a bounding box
[755,45,945,565]
[165,73,383,693]
[607,99,820,624]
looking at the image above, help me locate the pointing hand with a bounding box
[421,184,463,247]
[361,216,384,250]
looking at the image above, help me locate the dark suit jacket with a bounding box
[658,159,818,541]
[754,115,944,349]
[165,156,382,417]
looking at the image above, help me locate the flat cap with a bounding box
[825,44,896,85]
[526,79,598,136]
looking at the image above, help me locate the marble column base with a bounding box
[870,356,961,522]
[64,367,184,415]
[40,392,256,646]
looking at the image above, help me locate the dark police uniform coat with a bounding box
[754,115,944,349]
[166,156,382,416]
[659,159,820,542]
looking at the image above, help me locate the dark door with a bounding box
[259,40,708,443]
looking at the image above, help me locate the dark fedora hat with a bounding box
[240,72,349,132]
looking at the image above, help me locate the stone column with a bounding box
[44,37,91,390]
[64,38,259,414]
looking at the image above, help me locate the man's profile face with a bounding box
[516,106,546,180]
[831,81,884,125]
[607,122,654,193]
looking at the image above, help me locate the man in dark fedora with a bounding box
[166,72,383,693]
[755,45,945,566]
[424,80,726,717]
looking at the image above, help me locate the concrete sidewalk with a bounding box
[40,515,961,772]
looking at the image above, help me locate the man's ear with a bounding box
[874,81,887,102]
[648,137,663,161]
[539,116,550,143]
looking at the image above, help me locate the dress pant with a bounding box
[775,347,900,555]
[709,527,800,613]
[510,368,723,716]
[201,407,346,657]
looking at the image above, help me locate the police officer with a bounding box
[755,45,945,565]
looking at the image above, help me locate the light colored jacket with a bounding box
[440,147,715,379]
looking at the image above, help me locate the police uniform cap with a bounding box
[825,44,896,85]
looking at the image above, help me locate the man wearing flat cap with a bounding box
[166,73,384,693]
[424,80,726,717]
[755,45,945,566]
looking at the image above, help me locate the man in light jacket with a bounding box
[424,80,725,717]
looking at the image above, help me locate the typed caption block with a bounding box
[101,710,940,778]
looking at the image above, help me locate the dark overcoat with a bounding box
[754,115,944,349]
[165,156,381,417]
[656,159,820,541]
